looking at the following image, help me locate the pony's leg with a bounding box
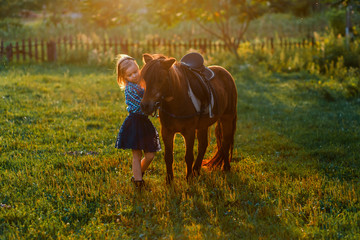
[193,128,208,176]
[162,127,175,183]
[220,114,236,171]
[182,130,196,180]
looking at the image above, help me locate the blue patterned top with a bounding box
[125,81,145,115]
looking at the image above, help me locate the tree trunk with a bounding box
[223,40,240,60]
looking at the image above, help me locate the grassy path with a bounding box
[1,64,359,239]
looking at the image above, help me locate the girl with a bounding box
[115,54,161,190]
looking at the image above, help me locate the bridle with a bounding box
[150,97,200,119]
[150,101,161,117]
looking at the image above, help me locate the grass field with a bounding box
[1,62,359,239]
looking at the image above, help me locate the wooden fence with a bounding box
[0,36,316,63]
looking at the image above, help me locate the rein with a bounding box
[151,98,200,119]
[150,102,160,117]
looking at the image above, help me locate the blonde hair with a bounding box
[116,54,139,89]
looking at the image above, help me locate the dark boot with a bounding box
[131,172,145,182]
[133,179,145,192]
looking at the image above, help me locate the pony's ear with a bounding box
[143,54,153,64]
[161,58,176,69]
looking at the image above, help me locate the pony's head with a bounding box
[140,53,176,115]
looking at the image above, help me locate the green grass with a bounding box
[1,63,359,239]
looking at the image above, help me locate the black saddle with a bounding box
[180,52,216,117]
[180,52,215,81]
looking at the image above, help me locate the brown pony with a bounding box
[140,53,237,182]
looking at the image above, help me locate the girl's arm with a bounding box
[124,84,143,114]
[125,87,142,105]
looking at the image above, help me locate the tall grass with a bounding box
[0,54,359,239]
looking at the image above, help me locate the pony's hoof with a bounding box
[166,175,174,185]
[222,165,231,172]
[186,173,194,182]
[192,168,201,177]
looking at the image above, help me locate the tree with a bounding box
[145,0,268,58]
[0,0,47,19]
[80,0,142,29]
[268,0,318,17]
[324,0,360,37]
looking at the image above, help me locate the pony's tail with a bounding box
[203,110,237,171]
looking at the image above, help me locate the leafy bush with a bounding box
[326,9,346,36]
[87,48,115,67]
[0,18,24,39]
[59,49,89,64]
[313,33,360,70]
[0,55,8,70]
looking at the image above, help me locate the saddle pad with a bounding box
[188,84,214,118]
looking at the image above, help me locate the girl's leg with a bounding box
[132,150,143,181]
[141,152,155,173]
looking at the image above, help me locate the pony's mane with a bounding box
[140,55,183,97]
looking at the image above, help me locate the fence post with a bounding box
[57,38,61,59]
[203,38,207,53]
[311,37,315,48]
[22,39,26,61]
[63,36,68,57]
[69,36,73,50]
[92,39,97,51]
[0,40,3,58]
[47,40,57,62]
[28,38,32,60]
[74,36,78,51]
[207,39,212,54]
[125,39,129,54]
[153,39,157,52]
[146,39,150,53]
[86,38,90,53]
[41,39,45,62]
[6,44,13,62]
[103,38,107,53]
[167,39,171,55]
[121,39,128,54]
[35,39,38,61]
[174,41,178,56]
[16,42,19,62]
[198,38,202,52]
[114,37,118,55]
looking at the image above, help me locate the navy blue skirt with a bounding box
[115,113,161,152]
